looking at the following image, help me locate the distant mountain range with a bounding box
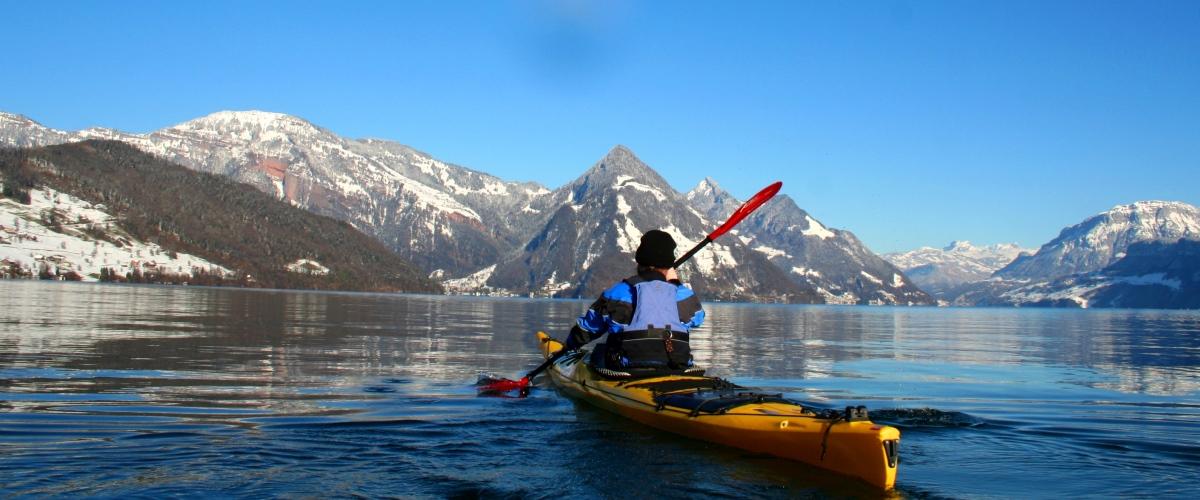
[996,239,1200,308]
[984,201,1200,308]
[884,202,1200,308]
[0,110,932,304]
[883,241,1032,301]
[6,110,1195,308]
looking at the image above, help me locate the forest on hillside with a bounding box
[0,140,440,293]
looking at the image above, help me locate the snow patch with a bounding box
[615,217,643,254]
[1116,272,1182,290]
[802,216,835,239]
[614,176,666,202]
[443,264,496,292]
[753,245,789,259]
[286,259,329,276]
[792,267,822,278]
[616,195,632,216]
[692,242,738,273]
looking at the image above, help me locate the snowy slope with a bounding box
[0,186,230,280]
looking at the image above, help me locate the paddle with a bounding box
[477,180,784,395]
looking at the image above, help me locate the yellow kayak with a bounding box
[536,331,900,490]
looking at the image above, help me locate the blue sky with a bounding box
[3,1,1197,253]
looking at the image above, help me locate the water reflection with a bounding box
[1,280,1198,498]
[694,304,1200,396]
[3,281,1199,401]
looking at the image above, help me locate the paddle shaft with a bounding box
[672,237,712,269]
[671,181,782,270]
[523,348,568,382]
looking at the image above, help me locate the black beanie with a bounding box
[636,229,677,268]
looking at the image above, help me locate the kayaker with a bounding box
[565,229,705,377]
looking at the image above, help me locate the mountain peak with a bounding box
[690,176,723,196]
[604,144,637,160]
[172,110,321,134]
[0,112,43,127]
[593,144,654,176]
[1105,200,1197,216]
[201,109,295,122]
[945,240,974,251]
[687,177,739,221]
[1089,200,1200,235]
[578,145,671,190]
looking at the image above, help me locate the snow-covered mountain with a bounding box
[0,113,74,147]
[884,241,1031,300]
[2,140,440,291]
[687,179,932,305]
[995,239,1200,309]
[947,201,1200,307]
[0,111,549,277]
[484,146,818,301]
[0,110,933,304]
[996,201,1200,281]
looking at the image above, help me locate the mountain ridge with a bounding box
[686,178,932,305]
[938,201,1200,307]
[996,200,1200,281]
[3,109,549,277]
[884,241,1032,301]
[3,109,931,305]
[995,239,1200,309]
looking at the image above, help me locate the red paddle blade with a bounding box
[708,181,782,240]
[476,376,529,394]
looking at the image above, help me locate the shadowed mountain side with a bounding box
[994,239,1200,309]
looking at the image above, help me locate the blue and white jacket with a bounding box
[576,269,705,337]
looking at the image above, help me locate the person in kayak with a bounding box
[565,229,705,377]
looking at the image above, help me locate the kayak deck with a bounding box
[536,331,900,490]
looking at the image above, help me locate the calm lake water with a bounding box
[2,280,1198,498]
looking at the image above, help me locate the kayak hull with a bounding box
[536,331,899,490]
